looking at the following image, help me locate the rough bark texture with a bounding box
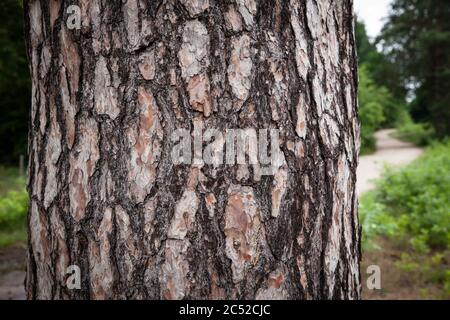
[24,0,361,299]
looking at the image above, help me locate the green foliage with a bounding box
[358,65,387,153]
[395,252,450,299]
[356,19,408,153]
[379,0,450,137]
[0,190,28,231]
[0,166,27,247]
[360,141,450,251]
[359,192,399,250]
[0,228,26,247]
[377,142,450,251]
[0,189,27,247]
[355,19,407,106]
[394,118,436,147]
[0,166,25,195]
[360,141,450,297]
[355,19,374,64]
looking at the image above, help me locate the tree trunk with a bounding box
[24,0,361,299]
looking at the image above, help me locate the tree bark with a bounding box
[24,0,361,299]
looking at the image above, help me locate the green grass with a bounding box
[0,166,25,195]
[0,227,26,247]
[0,166,27,247]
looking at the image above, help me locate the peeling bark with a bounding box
[25,0,360,299]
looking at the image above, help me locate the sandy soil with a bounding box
[357,129,423,195]
[0,245,26,300]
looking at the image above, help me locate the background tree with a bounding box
[354,18,399,153]
[24,0,361,299]
[379,0,450,137]
[355,18,405,129]
[358,65,388,153]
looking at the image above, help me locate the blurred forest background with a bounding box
[0,0,448,299]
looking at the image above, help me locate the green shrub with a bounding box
[360,102,384,154]
[0,189,28,231]
[0,228,26,247]
[394,120,435,146]
[360,140,450,252]
[0,166,25,196]
[358,64,388,154]
[0,173,28,246]
[359,192,399,250]
[360,141,450,297]
[376,141,450,251]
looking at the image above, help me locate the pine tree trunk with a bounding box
[24,0,361,300]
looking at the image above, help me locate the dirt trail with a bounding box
[0,245,26,300]
[357,129,423,195]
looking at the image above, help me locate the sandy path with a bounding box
[0,270,26,300]
[0,245,26,300]
[357,129,423,195]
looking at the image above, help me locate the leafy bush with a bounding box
[0,166,27,246]
[359,192,399,250]
[395,251,450,299]
[359,102,384,154]
[360,140,450,252]
[0,189,27,247]
[0,166,25,195]
[358,64,388,154]
[0,189,28,231]
[360,141,450,297]
[394,117,435,146]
